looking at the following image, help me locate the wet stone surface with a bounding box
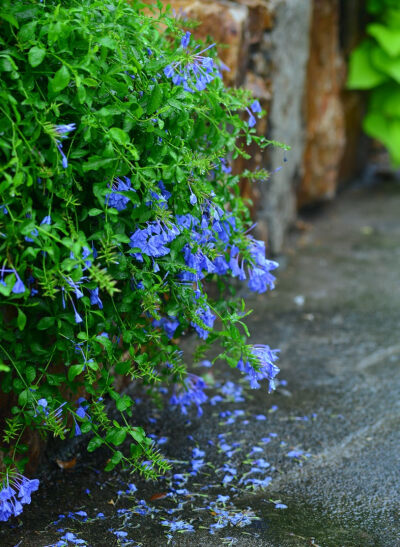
[2,180,400,546]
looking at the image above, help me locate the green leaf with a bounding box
[368,83,400,116]
[87,436,103,452]
[0,12,19,28]
[83,156,115,172]
[31,342,48,356]
[98,36,117,49]
[364,112,400,166]
[106,428,127,446]
[80,422,92,434]
[68,364,84,382]
[18,21,37,42]
[28,46,46,68]
[51,65,70,92]
[37,316,55,330]
[77,84,86,104]
[347,40,388,89]
[18,389,33,406]
[109,127,129,146]
[17,309,27,331]
[367,23,400,57]
[147,84,162,115]
[88,208,103,216]
[82,77,98,87]
[116,394,132,412]
[104,450,123,471]
[371,47,400,84]
[130,427,145,443]
[25,366,36,384]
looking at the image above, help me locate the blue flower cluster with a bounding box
[170,374,208,416]
[153,315,180,339]
[191,305,216,340]
[105,176,135,211]
[237,344,280,392]
[0,474,39,521]
[130,221,180,258]
[164,32,221,92]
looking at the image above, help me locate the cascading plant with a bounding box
[0,0,288,521]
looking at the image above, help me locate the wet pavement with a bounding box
[2,180,400,546]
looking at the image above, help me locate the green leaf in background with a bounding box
[371,47,400,84]
[369,83,400,117]
[367,23,400,57]
[28,46,46,68]
[363,111,400,165]
[347,41,388,89]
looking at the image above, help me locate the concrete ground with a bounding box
[2,180,400,547]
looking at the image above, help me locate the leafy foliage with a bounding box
[0,0,286,497]
[347,0,400,164]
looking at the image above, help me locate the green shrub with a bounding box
[0,0,286,517]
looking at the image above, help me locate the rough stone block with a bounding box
[257,0,312,253]
[298,0,345,206]
[234,0,275,43]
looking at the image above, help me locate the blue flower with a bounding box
[12,272,26,294]
[181,31,191,49]
[153,316,179,339]
[189,191,197,205]
[70,299,83,324]
[287,449,304,458]
[170,374,208,416]
[251,100,262,113]
[161,519,194,533]
[191,305,216,339]
[246,237,279,293]
[219,157,232,173]
[247,110,256,128]
[105,176,135,211]
[66,277,84,299]
[57,143,69,169]
[89,287,103,309]
[55,124,76,136]
[60,531,86,545]
[54,124,75,169]
[25,228,38,243]
[0,473,39,521]
[40,215,52,225]
[130,221,179,258]
[237,344,280,391]
[164,42,220,92]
